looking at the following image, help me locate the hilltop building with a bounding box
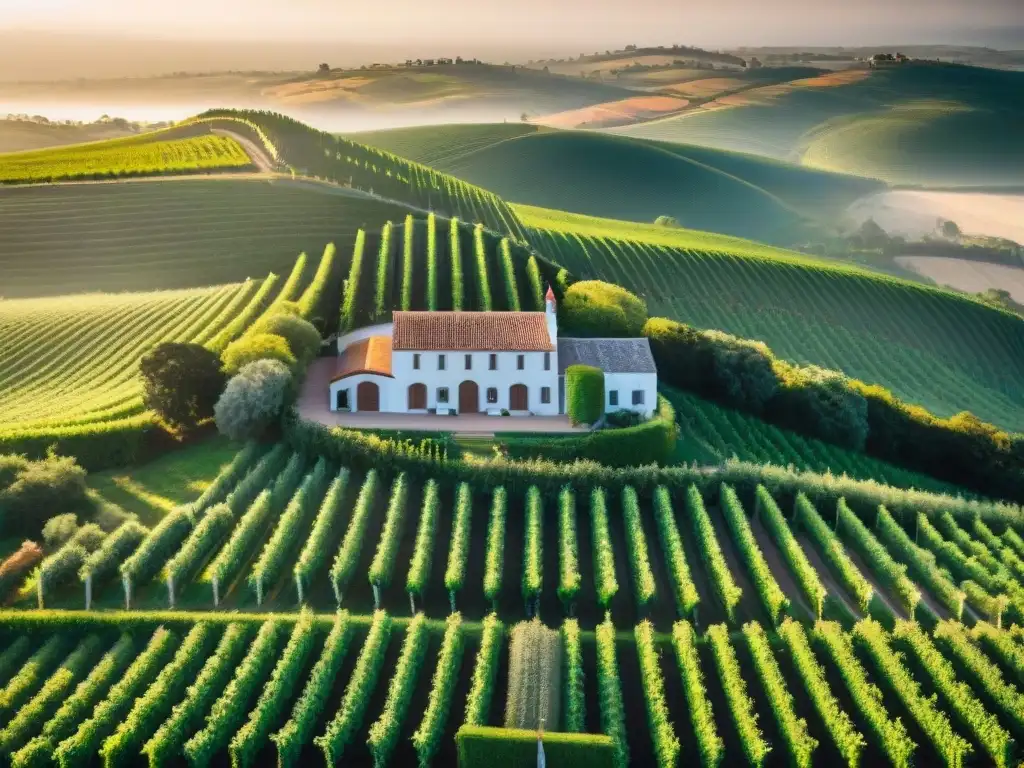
[328,288,657,418]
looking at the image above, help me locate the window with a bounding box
[632,390,645,406]
[517,354,525,370]
[465,354,473,370]
[609,390,619,407]
[541,387,551,404]
[413,353,420,370]
[438,354,446,371]
[336,389,350,410]
[437,387,449,404]
[543,352,550,371]
[487,387,498,404]
[489,353,497,370]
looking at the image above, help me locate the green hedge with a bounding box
[565,365,604,426]
[0,414,173,472]
[645,315,1024,501]
[284,416,1021,526]
[501,395,678,468]
[561,281,647,338]
[456,726,615,768]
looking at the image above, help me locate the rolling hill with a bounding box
[352,124,882,245]
[608,63,1024,187]
[517,205,1024,431]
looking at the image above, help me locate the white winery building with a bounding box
[328,288,658,418]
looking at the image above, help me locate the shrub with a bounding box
[644,318,775,412]
[565,365,604,426]
[562,280,647,338]
[248,313,321,363]
[214,360,293,441]
[42,514,80,548]
[654,215,680,227]
[702,331,778,413]
[771,363,869,450]
[139,342,226,432]
[221,333,296,375]
[457,726,616,768]
[0,456,29,491]
[0,454,89,538]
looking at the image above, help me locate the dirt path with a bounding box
[796,531,862,620]
[750,515,814,622]
[842,546,908,620]
[210,128,275,172]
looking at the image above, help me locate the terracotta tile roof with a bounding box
[392,311,555,352]
[331,336,393,381]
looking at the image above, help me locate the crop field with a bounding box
[608,63,1024,187]
[666,387,970,496]
[354,125,880,245]
[3,439,1024,766]
[0,179,411,297]
[524,219,1024,430]
[0,283,254,431]
[0,134,253,184]
[198,110,529,240]
[339,212,561,331]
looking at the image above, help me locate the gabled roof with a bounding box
[331,336,393,381]
[392,311,554,352]
[557,337,657,375]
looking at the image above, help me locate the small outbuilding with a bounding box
[557,337,658,418]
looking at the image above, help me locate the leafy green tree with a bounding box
[140,342,226,432]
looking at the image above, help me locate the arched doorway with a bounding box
[458,380,479,413]
[408,383,427,410]
[510,384,528,411]
[357,381,380,412]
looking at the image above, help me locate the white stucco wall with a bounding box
[390,349,560,415]
[328,373,397,412]
[336,322,394,353]
[603,372,658,418]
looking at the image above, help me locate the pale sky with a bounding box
[1,0,1020,47]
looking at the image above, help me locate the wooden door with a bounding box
[458,380,479,413]
[510,384,528,411]
[408,383,426,410]
[357,381,380,411]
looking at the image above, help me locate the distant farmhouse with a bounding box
[869,52,910,68]
[328,288,658,418]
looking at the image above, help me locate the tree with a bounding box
[654,215,680,228]
[318,63,330,73]
[221,333,296,375]
[214,360,293,440]
[139,342,226,432]
[940,219,961,239]
[520,112,529,122]
[857,218,889,249]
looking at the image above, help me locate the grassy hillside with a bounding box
[199,110,528,239]
[344,123,546,166]
[609,63,1024,187]
[0,178,410,297]
[0,283,252,431]
[0,117,143,153]
[356,125,881,245]
[520,206,1024,430]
